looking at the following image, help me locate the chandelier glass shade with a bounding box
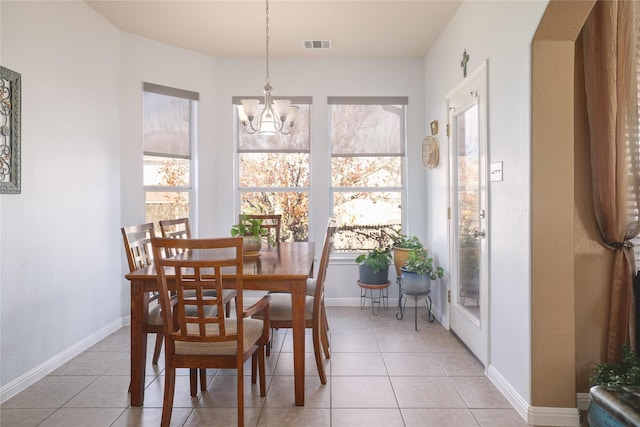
[238,0,297,135]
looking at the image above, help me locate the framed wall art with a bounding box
[1,66,21,194]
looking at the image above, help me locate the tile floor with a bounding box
[1,305,534,426]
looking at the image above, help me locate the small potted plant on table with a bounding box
[356,246,392,284]
[231,214,273,256]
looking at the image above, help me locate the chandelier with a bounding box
[237,0,298,135]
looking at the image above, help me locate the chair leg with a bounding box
[200,368,207,392]
[258,345,266,396]
[152,333,163,365]
[161,365,176,427]
[312,320,327,384]
[189,368,197,397]
[237,363,245,427]
[251,353,258,384]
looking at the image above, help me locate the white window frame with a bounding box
[143,82,198,228]
[328,96,408,253]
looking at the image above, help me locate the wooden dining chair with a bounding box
[121,223,165,365]
[121,223,212,392]
[243,214,282,243]
[255,219,336,384]
[151,236,270,427]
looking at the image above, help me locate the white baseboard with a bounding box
[527,406,581,426]
[0,318,124,404]
[487,365,580,426]
[577,392,591,411]
[487,364,530,421]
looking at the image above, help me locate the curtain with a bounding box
[583,0,640,362]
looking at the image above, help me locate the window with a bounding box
[234,97,312,242]
[329,97,407,252]
[143,83,198,225]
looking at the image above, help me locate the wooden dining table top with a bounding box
[126,241,316,288]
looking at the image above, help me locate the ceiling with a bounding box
[85,1,462,58]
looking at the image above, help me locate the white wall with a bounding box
[118,33,217,316]
[423,0,548,406]
[212,57,426,301]
[0,1,122,392]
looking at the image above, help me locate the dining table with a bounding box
[125,241,316,407]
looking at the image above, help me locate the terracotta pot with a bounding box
[392,247,410,277]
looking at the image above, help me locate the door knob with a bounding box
[472,229,486,239]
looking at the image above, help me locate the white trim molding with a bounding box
[0,319,124,404]
[487,365,580,426]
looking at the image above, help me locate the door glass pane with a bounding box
[456,103,480,321]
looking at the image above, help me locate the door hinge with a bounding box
[448,290,451,303]
[447,207,451,220]
[446,123,450,137]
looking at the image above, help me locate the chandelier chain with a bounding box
[265,0,270,85]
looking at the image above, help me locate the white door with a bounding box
[447,62,489,366]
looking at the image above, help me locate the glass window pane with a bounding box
[240,191,309,242]
[331,156,402,187]
[239,153,310,188]
[145,191,189,224]
[238,104,310,152]
[143,92,190,157]
[333,191,401,251]
[331,104,404,155]
[144,156,190,187]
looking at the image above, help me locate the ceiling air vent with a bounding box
[303,40,332,50]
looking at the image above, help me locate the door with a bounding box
[447,62,489,366]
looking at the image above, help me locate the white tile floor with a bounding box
[1,305,534,426]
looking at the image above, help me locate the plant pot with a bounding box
[400,268,431,293]
[392,247,411,277]
[358,265,389,285]
[242,235,262,256]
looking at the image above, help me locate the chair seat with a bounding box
[255,293,314,322]
[175,318,264,356]
[306,278,317,297]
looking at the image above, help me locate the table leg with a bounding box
[291,280,306,406]
[130,281,149,406]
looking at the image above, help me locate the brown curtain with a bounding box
[583,0,640,362]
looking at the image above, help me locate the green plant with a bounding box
[387,228,423,250]
[591,344,640,386]
[401,247,444,280]
[355,246,392,274]
[231,214,275,246]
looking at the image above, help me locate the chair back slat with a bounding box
[152,237,244,345]
[314,219,337,302]
[159,218,192,256]
[121,223,156,272]
[243,214,282,243]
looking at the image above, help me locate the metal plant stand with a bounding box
[357,280,391,316]
[396,276,435,331]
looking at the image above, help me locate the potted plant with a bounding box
[230,214,273,255]
[400,247,444,293]
[356,246,392,284]
[386,228,424,277]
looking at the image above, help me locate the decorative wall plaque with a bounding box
[1,66,21,194]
